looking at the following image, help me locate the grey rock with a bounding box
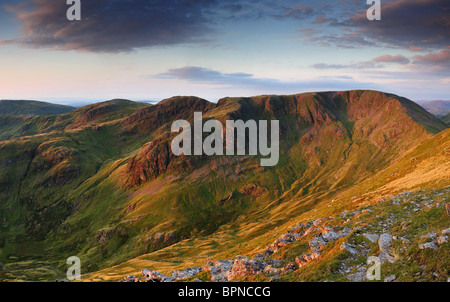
[419,242,438,250]
[437,236,448,245]
[142,269,173,282]
[171,266,203,280]
[379,251,395,264]
[378,234,393,253]
[309,236,327,251]
[422,233,437,240]
[266,259,282,268]
[384,274,396,282]
[346,267,367,282]
[208,260,233,282]
[363,233,379,243]
[340,243,358,255]
[322,231,340,242]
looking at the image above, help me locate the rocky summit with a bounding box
[0,90,448,282]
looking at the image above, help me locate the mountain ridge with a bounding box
[0,90,447,282]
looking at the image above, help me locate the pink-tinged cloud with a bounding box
[373,55,410,65]
[413,49,450,65]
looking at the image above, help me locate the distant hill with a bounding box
[0,99,151,141]
[418,100,450,118]
[442,113,450,126]
[0,100,76,116]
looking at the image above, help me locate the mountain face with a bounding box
[0,100,76,116]
[0,90,448,281]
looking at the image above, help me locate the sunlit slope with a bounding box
[83,129,450,282]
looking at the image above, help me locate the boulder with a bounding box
[340,243,358,255]
[384,275,396,282]
[378,233,393,253]
[322,231,340,242]
[309,236,327,251]
[346,267,367,282]
[363,233,379,243]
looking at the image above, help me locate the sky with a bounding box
[0,0,448,105]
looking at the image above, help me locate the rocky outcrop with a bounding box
[95,225,128,245]
[203,260,233,282]
[172,267,203,281]
[226,257,267,281]
[141,269,173,282]
[239,184,268,198]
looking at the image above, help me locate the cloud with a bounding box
[347,0,449,50]
[312,63,348,70]
[312,54,410,70]
[412,49,450,65]
[153,66,253,83]
[411,49,450,73]
[150,66,378,92]
[1,0,323,53]
[277,4,313,20]
[2,0,217,52]
[373,54,410,65]
[300,0,449,51]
